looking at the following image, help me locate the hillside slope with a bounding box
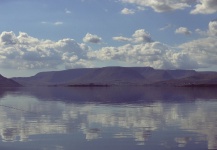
[153,72,217,87]
[12,67,202,86]
[0,74,22,87]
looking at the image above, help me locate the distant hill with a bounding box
[12,66,211,87]
[153,72,217,87]
[0,74,22,87]
[12,68,92,86]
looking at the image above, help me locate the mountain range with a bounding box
[10,66,217,87]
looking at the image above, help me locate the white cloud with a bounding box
[121,8,135,15]
[179,37,217,68]
[120,0,217,14]
[89,26,217,70]
[120,0,191,12]
[191,0,217,14]
[194,20,217,37]
[54,22,63,26]
[0,31,18,45]
[132,29,153,43]
[112,29,152,43]
[0,22,217,71]
[0,31,92,70]
[64,59,93,69]
[83,33,102,44]
[41,21,64,26]
[112,36,132,42]
[88,42,198,69]
[175,27,192,35]
[208,20,217,36]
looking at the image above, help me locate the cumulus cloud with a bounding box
[120,0,217,14]
[179,37,217,68]
[132,29,153,43]
[112,29,152,43]
[112,36,132,42]
[120,0,191,12]
[0,31,92,69]
[0,22,217,71]
[208,20,217,36]
[175,27,192,35]
[0,31,18,45]
[88,42,199,69]
[121,8,135,15]
[89,25,217,70]
[191,0,217,14]
[83,33,102,44]
[195,20,217,37]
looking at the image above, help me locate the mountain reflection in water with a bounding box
[0,87,217,150]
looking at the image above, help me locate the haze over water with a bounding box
[0,87,217,150]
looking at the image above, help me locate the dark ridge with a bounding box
[67,83,110,87]
[72,67,146,84]
[0,74,22,87]
[11,66,217,87]
[182,84,217,87]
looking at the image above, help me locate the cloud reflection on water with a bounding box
[0,87,216,149]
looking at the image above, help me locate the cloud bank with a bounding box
[0,31,92,69]
[100,24,216,69]
[120,0,217,14]
[120,0,191,12]
[0,21,216,70]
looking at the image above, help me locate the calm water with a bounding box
[0,87,217,150]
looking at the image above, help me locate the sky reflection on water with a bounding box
[0,87,217,150]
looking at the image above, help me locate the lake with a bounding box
[0,87,217,150]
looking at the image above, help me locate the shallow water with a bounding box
[0,87,217,150]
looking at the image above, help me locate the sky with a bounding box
[0,0,217,77]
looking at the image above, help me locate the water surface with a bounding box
[0,87,217,150]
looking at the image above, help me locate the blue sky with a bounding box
[0,0,217,77]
